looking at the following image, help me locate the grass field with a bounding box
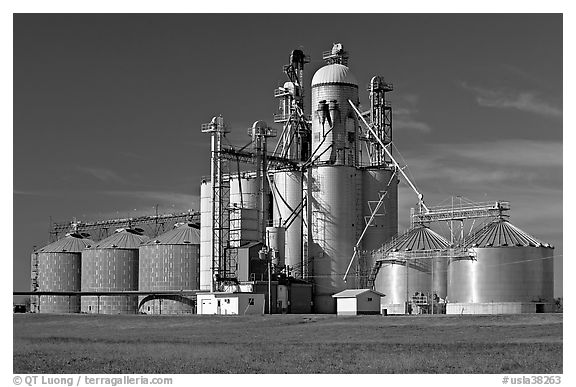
[13,313,562,374]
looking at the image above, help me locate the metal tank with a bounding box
[448,219,554,303]
[272,170,303,276]
[199,179,212,291]
[229,175,259,209]
[81,228,148,314]
[375,225,450,305]
[311,63,360,166]
[266,226,285,267]
[138,223,200,314]
[31,232,94,313]
[310,165,361,313]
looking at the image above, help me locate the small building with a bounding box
[332,289,384,316]
[197,292,265,315]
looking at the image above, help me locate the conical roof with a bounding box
[466,219,551,248]
[391,225,450,251]
[91,228,149,249]
[144,223,200,245]
[37,233,95,253]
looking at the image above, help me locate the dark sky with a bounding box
[13,14,563,296]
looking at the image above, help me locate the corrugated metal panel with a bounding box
[37,233,94,253]
[92,229,148,249]
[311,64,358,86]
[392,225,450,251]
[36,252,82,313]
[145,223,200,245]
[448,246,554,303]
[81,248,139,314]
[466,219,549,247]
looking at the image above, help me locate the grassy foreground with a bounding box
[13,313,562,374]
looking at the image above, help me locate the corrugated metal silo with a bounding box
[272,171,303,276]
[81,228,148,314]
[311,165,362,313]
[448,219,554,304]
[32,233,94,313]
[199,179,212,291]
[138,223,200,314]
[375,226,450,305]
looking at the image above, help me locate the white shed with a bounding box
[332,289,385,316]
[197,292,265,315]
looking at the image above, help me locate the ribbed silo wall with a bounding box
[272,171,303,276]
[138,244,199,314]
[200,180,212,291]
[447,247,554,303]
[81,249,139,314]
[311,165,361,313]
[432,256,448,299]
[36,252,81,313]
[375,260,432,305]
[311,84,359,165]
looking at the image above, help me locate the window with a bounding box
[367,297,373,302]
[248,298,254,305]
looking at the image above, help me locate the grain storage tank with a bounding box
[272,171,303,277]
[311,62,360,165]
[31,232,94,313]
[138,222,200,314]
[447,218,554,312]
[199,179,212,291]
[375,225,449,311]
[230,175,259,209]
[81,228,148,314]
[310,165,362,313]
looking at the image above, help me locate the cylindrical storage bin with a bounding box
[272,171,303,277]
[138,223,200,314]
[229,175,259,209]
[266,226,285,267]
[311,63,360,166]
[448,219,554,304]
[374,225,449,305]
[32,233,94,313]
[200,179,213,291]
[81,228,148,314]
[310,165,362,313]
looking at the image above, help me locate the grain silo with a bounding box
[309,56,363,314]
[31,232,94,313]
[447,218,554,314]
[138,222,200,314]
[199,179,212,291]
[81,228,148,314]
[375,225,450,314]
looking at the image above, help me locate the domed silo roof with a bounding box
[145,222,200,246]
[466,219,551,248]
[91,228,149,249]
[37,232,94,253]
[392,225,450,251]
[311,64,358,87]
